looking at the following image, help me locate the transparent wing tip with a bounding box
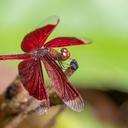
[82,39,92,45]
[64,97,85,112]
[37,15,60,28]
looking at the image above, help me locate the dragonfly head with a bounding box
[60,48,70,61]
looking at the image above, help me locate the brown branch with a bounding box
[0,77,62,128]
[0,66,76,128]
[1,65,128,128]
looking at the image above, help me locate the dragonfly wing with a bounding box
[42,54,84,112]
[45,37,90,47]
[18,58,49,107]
[21,17,59,52]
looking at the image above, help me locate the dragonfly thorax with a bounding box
[31,48,49,58]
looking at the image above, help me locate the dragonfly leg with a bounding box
[58,60,66,70]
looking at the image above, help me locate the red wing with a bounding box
[42,54,84,112]
[45,37,90,48]
[21,17,59,52]
[18,58,49,107]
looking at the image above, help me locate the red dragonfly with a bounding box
[0,17,90,112]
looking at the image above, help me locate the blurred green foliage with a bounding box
[0,0,128,128]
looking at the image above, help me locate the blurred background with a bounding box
[0,0,128,128]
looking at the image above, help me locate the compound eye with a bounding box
[61,48,70,61]
[61,48,68,53]
[62,52,67,57]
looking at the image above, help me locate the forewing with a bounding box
[45,37,90,48]
[21,17,59,52]
[42,54,84,112]
[18,58,49,106]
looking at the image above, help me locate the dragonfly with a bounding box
[0,17,90,112]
